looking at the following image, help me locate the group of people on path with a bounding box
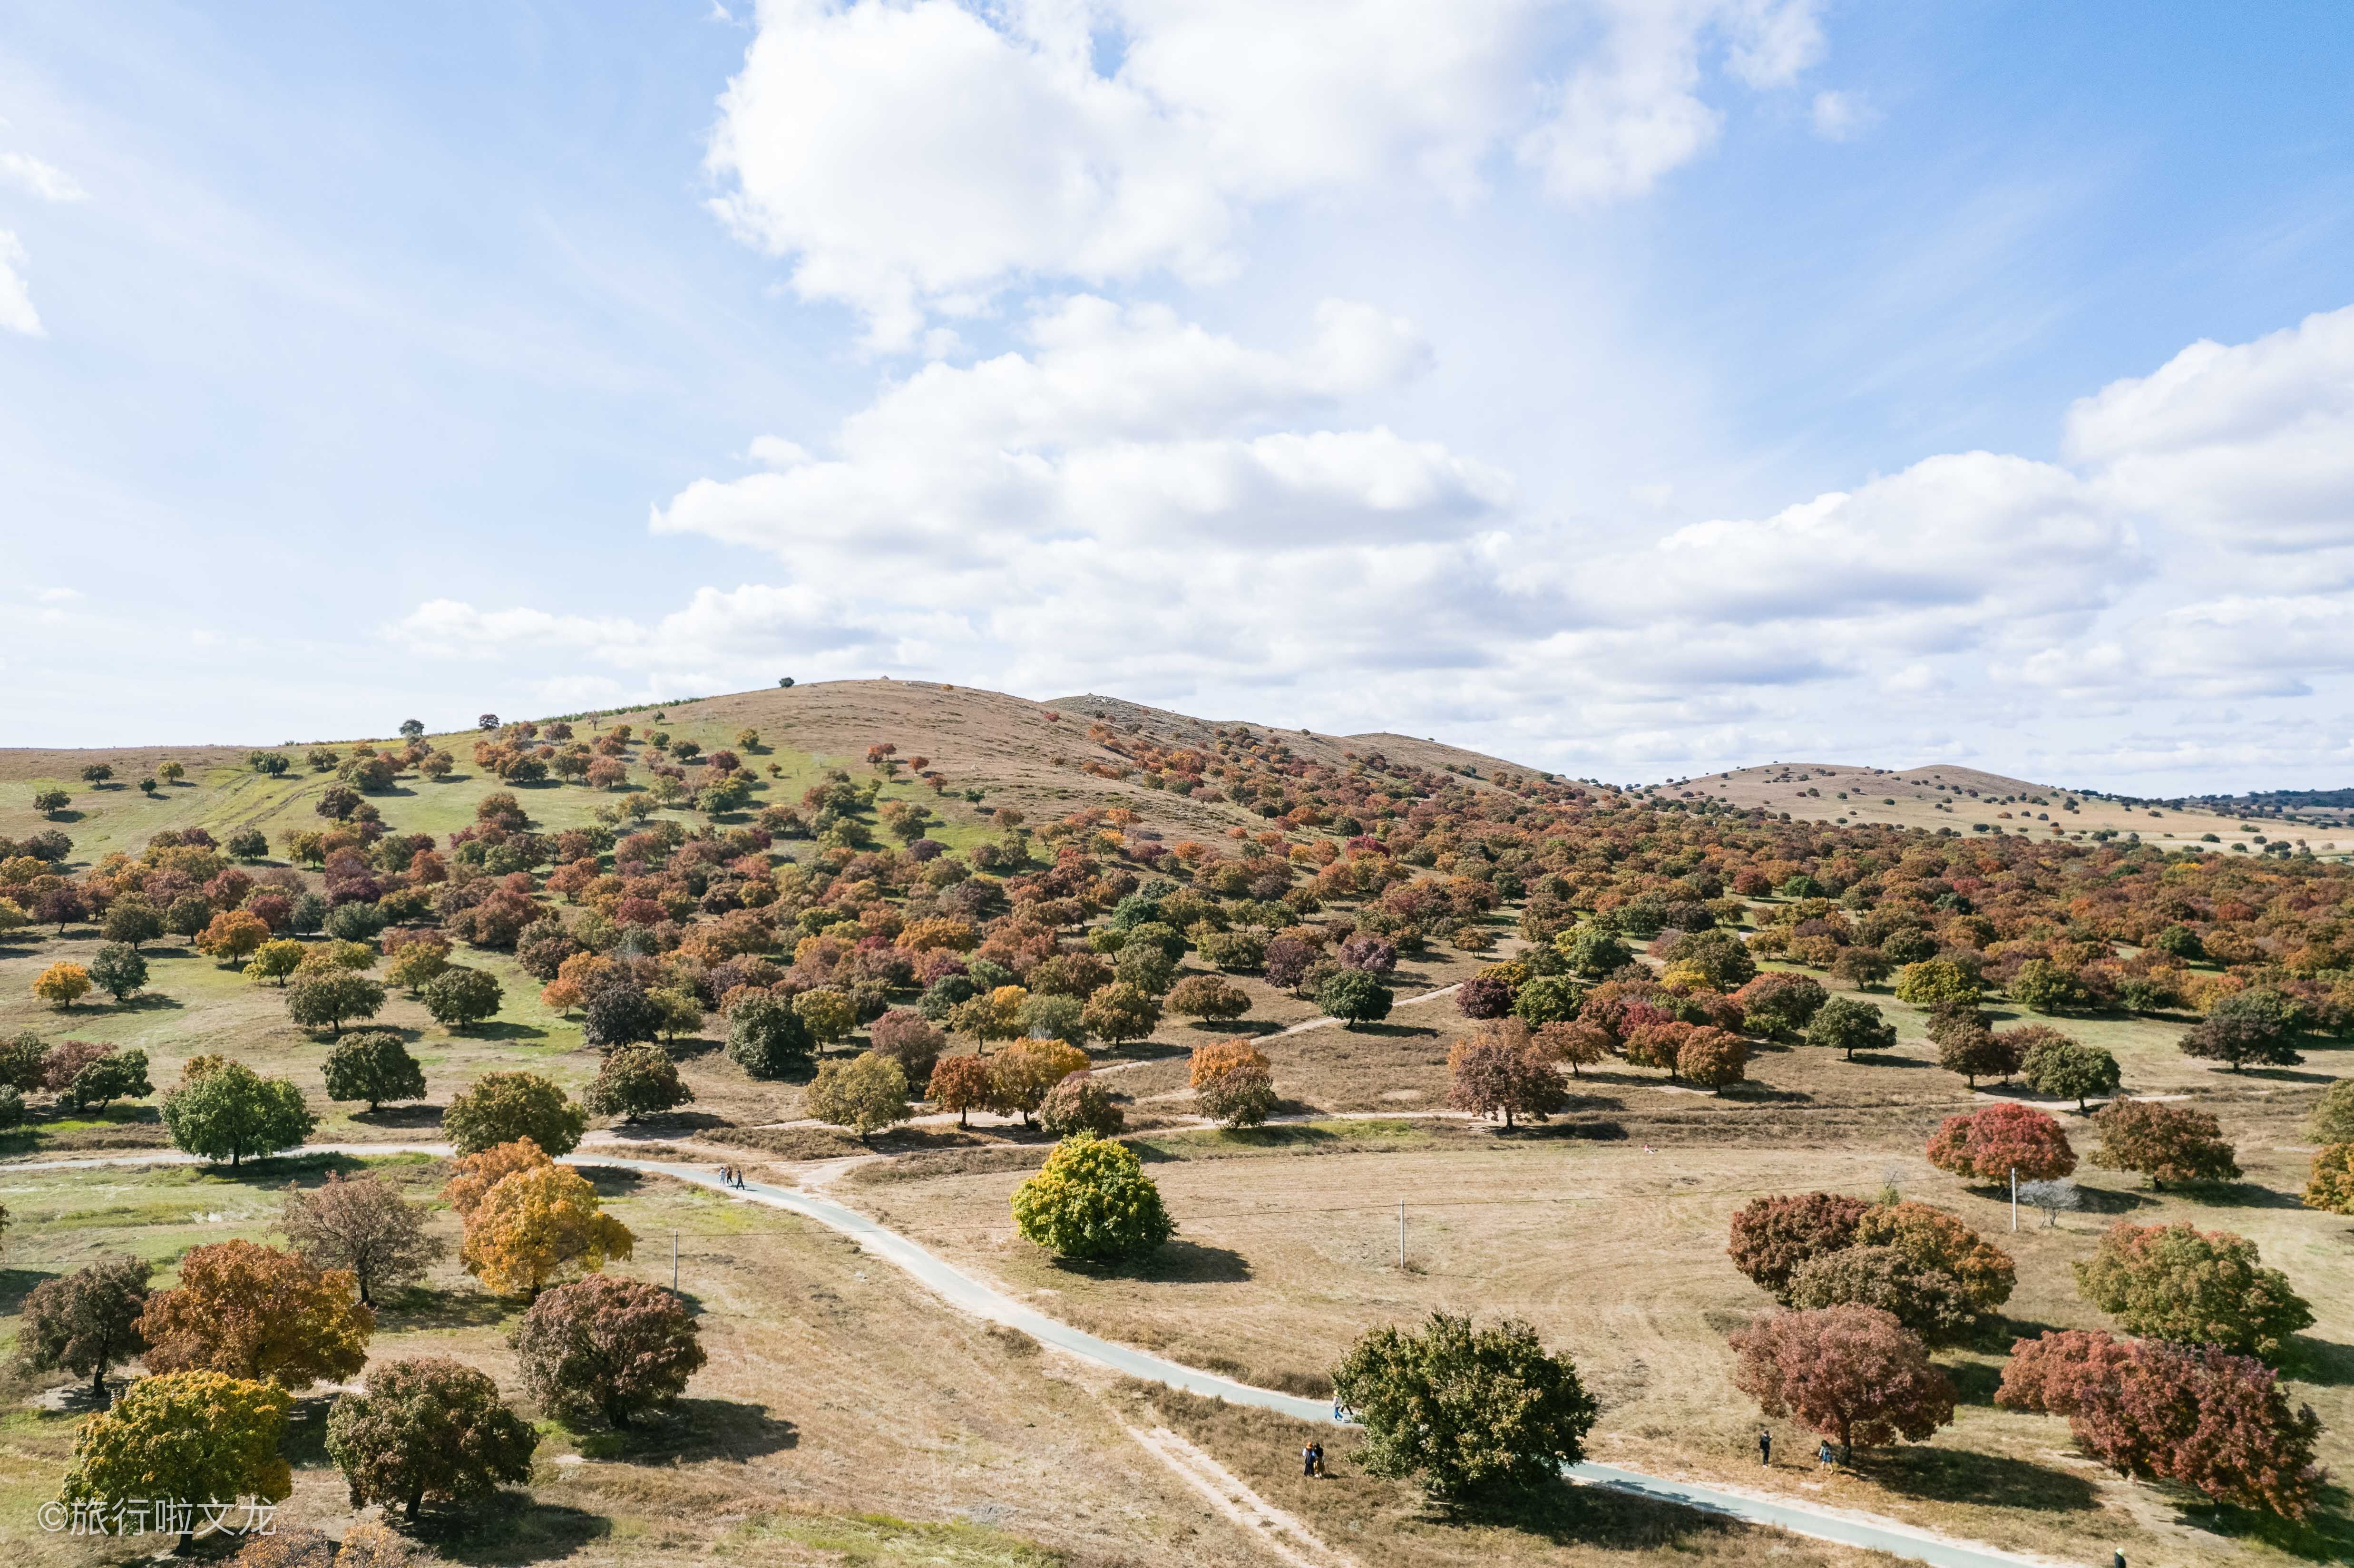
[1300,1441,1326,1478]
[1758,1430,1839,1469]
[719,1165,749,1188]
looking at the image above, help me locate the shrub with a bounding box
[1190,1039,1277,1128]
[1332,1312,1597,1499]
[321,1032,426,1112]
[162,1061,314,1168]
[2074,1221,2313,1363]
[1924,1102,2076,1183]
[60,1372,291,1537]
[1011,1131,1173,1261]
[1729,1305,1955,1453]
[1806,995,1895,1060]
[803,1052,911,1141]
[1728,1192,1870,1301]
[14,1255,151,1400]
[2304,1142,2354,1215]
[423,966,504,1031]
[62,1046,152,1113]
[2308,1079,2354,1144]
[2090,1099,2238,1188]
[444,1071,586,1156]
[1039,1071,1125,1137]
[326,1357,537,1521]
[138,1239,371,1388]
[583,1043,694,1123]
[1166,973,1252,1023]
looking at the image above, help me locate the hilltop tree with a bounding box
[2090,1099,2239,1188]
[1731,1305,1955,1455]
[514,1275,705,1430]
[137,1238,372,1388]
[2074,1221,2313,1363]
[444,1071,586,1156]
[1925,1101,2076,1183]
[321,1032,426,1112]
[1039,1072,1124,1137]
[61,1372,292,1546]
[162,1060,314,1167]
[1191,1038,1278,1128]
[327,1357,537,1522]
[280,1172,443,1307]
[13,1255,151,1401]
[583,1043,694,1123]
[1011,1131,1173,1261]
[1079,979,1162,1046]
[1806,995,1895,1061]
[804,1052,913,1142]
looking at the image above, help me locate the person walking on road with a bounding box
[1758,1429,1771,1466]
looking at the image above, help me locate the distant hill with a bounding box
[1649,761,2307,853]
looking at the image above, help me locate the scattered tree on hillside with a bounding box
[513,1275,705,1430]
[1729,1305,1955,1456]
[321,1032,426,1112]
[927,1055,998,1128]
[1894,959,1977,1008]
[87,942,148,1003]
[2074,1221,2313,1363]
[803,1052,911,1141]
[1011,1131,1173,1261]
[2090,1099,2239,1188]
[990,1038,1088,1127]
[1320,969,1394,1029]
[725,993,814,1079]
[1039,1071,1124,1137]
[444,1071,586,1157]
[2013,1027,2120,1111]
[327,1357,537,1522]
[60,1372,292,1547]
[1925,1102,2077,1183]
[1727,1192,1870,1301]
[1676,1027,1748,1093]
[1447,1028,1563,1127]
[584,1043,693,1123]
[459,1163,634,1298]
[285,970,387,1036]
[1191,1039,1277,1128]
[138,1239,372,1388]
[1332,1312,1597,1500]
[32,961,91,1010]
[13,1255,151,1402]
[1080,979,1161,1046]
[2179,990,2305,1072]
[280,1172,442,1307]
[423,966,504,1031]
[162,1060,314,1167]
[1806,995,1895,1060]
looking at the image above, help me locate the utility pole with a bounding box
[1397,1201,1406,1270]
[2010,1169,2018,1233]
[672,1231,679,1291]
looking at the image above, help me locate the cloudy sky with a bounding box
[3,2,2351,792]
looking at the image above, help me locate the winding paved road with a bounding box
[20,1143,2071,1567]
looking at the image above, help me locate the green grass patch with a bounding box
[738,1511,1065,1567]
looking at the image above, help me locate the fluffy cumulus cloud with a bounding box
[0,146,86,336]
[708,0,1823,344]
[0,230,39,336]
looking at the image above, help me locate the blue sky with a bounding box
[3,0,2351,793]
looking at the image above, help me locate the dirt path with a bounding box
[1122,1422,1357,1568]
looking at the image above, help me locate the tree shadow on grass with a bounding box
[2174,1492,2354,1562]
[382,1285,515,1332]
[1849,1052,1934,1069]
[1859,1446,2099,1512]
[112,992,184,1014]
[421,1498,614,1565]
[1111,1237,1251,1284]
[2281,1336,2354,1389]
[206,1151,374,1186]
[2193,1181,2304,1210]
[465,1022,549,1043]
[350,1103,446,1131]
[1447,1474,1768,1553]
[2073,1184,2157,1216]
[605,1398,799,1464]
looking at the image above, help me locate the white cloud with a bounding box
[0,151,86,203]
[0,230,41,336]
[2065,302,2354,553]
[1809,89,1871,140]
[708,0,1822,342]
